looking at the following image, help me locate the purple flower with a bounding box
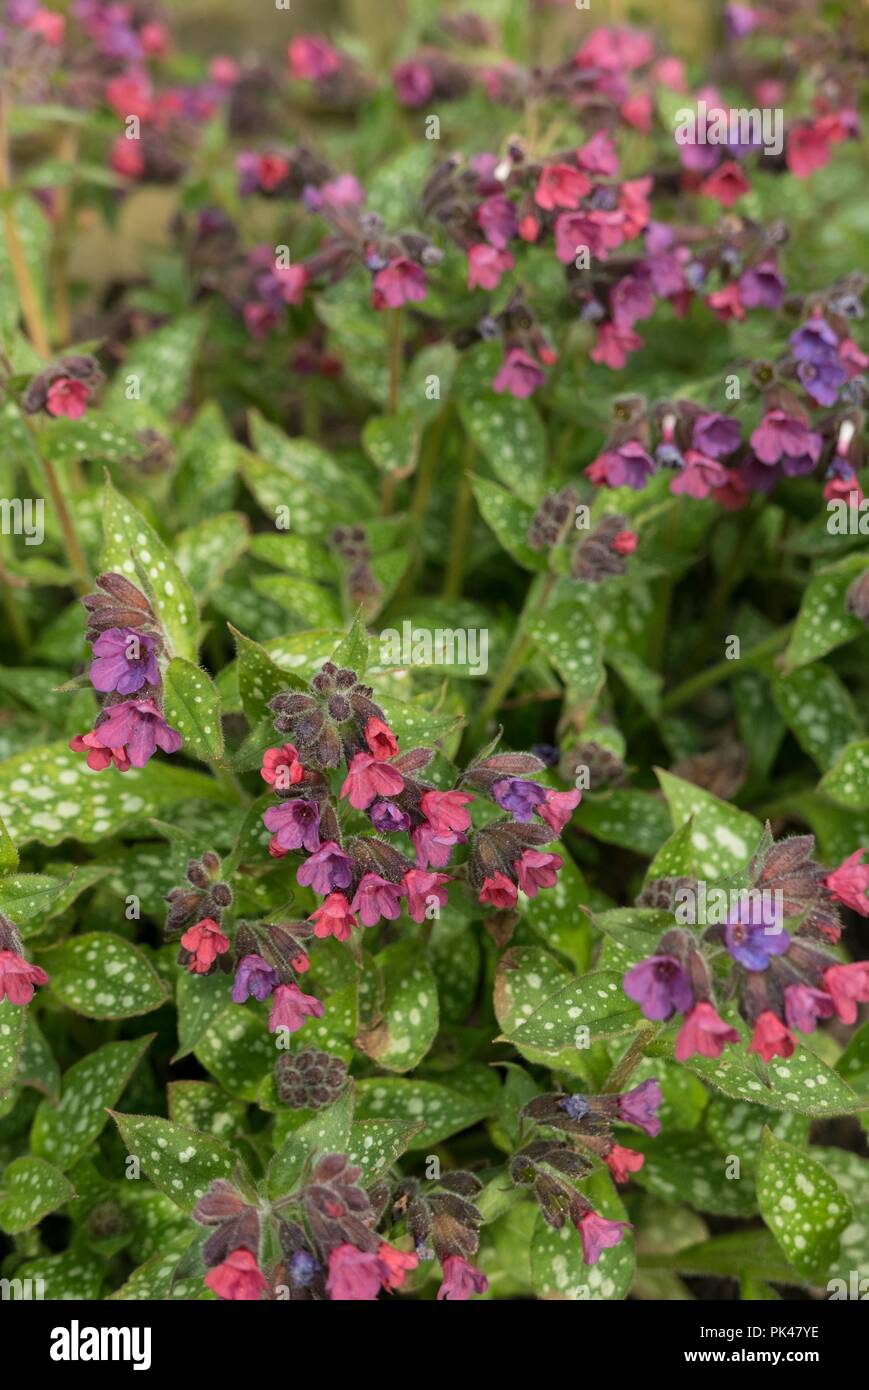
[797,355,846,406]
[588,441,655,491]
[296,840,353,894]
[724,899,790,970]
[617,1079,662,1137]
[491,778,548,822]
[492,349,545,399]
[263,799,321,853]
[790,317,839,363]
[236,152,260,196]
[92,699,181,768]
[623,954,693,1021]
[232,953,278,1003]
[692,412,741,459]
[739,261,785,310]
[393,60,434,107]
[476,194,518,250]
[350,872,404,927]
[369,799,411,834]
[724,4,760,40]
[611,274,655,329]
[89,626,159,696]
[750,410,823,468]
[289,1251,321,1288]
[560,1094,590,1121]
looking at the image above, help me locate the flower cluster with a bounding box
[623,831,869,1062]
[69,572,181,770]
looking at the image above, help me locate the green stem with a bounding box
[379,308,404,516]
[604,1024,662,1093]
[468,571,557,745]
[0,558,28,649]
[442,436,476,600]
[661,625,792,715]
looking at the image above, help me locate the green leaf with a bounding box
[101,478,200,661]
[38,932,168,1019]
[655,769,763,879]
[31,1036,152,1171]
[13,1249,104,1300]
[356,940,439,1072]
[756,1128,851,1280]
[471,476,547,571]
[494,948,639,1059]
[528,594,605,704]
[354,1076,498,1149]
[231,624,305,727]
[460,396,546,503]
[681,1032,864,1117]
[167,1081,245,1141]
[814,1146,869,1286]
[331,612,369,676]
[530,1170,634,1300]
[0,1156,75,1233]
[103,313,204,425]
[362,411,420,475]
[346,1117,422,1183]
[0,997,25,1092]
[162,658,224,762]
[0,813,18,870]
[111,1112,239,1212]
[16,1012,60,1099]
[819,739,869,809]
[194,1004,275,1100]
[574,790,672,856]
[243,413,374,535]
[175,512,250,596]
[174,968,232,1062]
[772,665,861,770]
[783,556,866,670]
[631,1133,758,1217]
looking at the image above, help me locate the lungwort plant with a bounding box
[0,0,867,1304]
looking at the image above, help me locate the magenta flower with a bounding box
[296,841,353,895]
[419,790,474,835]
[436,1255,489,1301]
[617,1079,662,1137]
[412,823,463,869]
[610,274,654,330]
[515,849,562,897]
[89,626,159,695]
[492,349,545,399]
[577,131,619,176]
[623,955,693,1021]
[310,893,358,942]
[340,752,404,810]
[476,194,518,249]
[825,849,869,916]
[590,321,643,370]
[0,950,48,1006]
[750,410,823,469]
[783,984,835,1035]
[467,243,514,292]
[350,873,403,928]
[89,699,182,768]
[262,798,321,853]
[288,35,341,81]
[537,788,581,835]
[392,59,434,107]
[692,412,741,458]
[674,1002,740,1060]
[370,799,411,833]
[326,1244,389,1301]
[576,1211,629,1266]
[268,982,324,1035]
[232,954,278,1003]
[402,869,450,922]
[372,258,427,310]
[739,261,785,310]
[669,451,729,499]
[586,441,654,490]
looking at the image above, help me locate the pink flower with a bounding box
[420,790,474,835]
[618,177,652,240]
[537,788,581,835]
[309,893,357,942]
[700,160,750,208]
[436,1254,489,1301]
[534,163,591,212]
[46,378,90,419]
[297,842,353,895]
[575,26,653,72]
[403,869,450,923]
[479,872,518,909]
[839,338,869,379]
[340,752,404,810]
[605,1144,645,1183]
[0,950,48,1005]
[350,873,404,928]
[750,411,822,468]
[288,35,341,81]
[180,918,230,975]
[515,849,562,898]
[576,1210,629,1265]
[577,131,618,176]
[784,985,835,1035]
[255,153,290,192]
[27,9,64,45]
[669,450,730,499]
[555,210,623,264]
[706,283,745,322]
[69,729,131,773]
[621,92,653,133]
[393,60,434,107]
[748,1010,796,1062]
[823,963,869,1025]
[378,1242,418,1291]
[204,1249,269,1301]
[86,699,182,769]
[674,1002,739,1061]
[492,349,545,398]
[611,275,655,330]
[467,244,514,292]
[364,717,399,761]
[268,982,324,1035]
[110,135,144,180]
[786,122,832,178]
[372,258,427,310]
[274,264,309,306]
[105,71,153,121]
[412,824,463,869]
[825,849,869,916]
[260,743,304,787]
[591,321,643,370]
[475,194,517,249]
[612,530,638,555]
[327,1244,390,1301]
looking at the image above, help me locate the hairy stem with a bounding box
[604,1024,662,1093]
[379,308,404,515]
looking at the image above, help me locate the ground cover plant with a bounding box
[0,0,867,1304]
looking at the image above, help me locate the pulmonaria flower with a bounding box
[692,412,741,459]
[537,788,581,835]
[739,262,786,310]
[617,1079,662,1136]
[606,1144,645,1183]
[46,378,90,419]
[586,441,654,490]
[296,841,353,895]
[611,530,637,555]
[823,963,869,1025]
[479,872,518,909]
[369,800,410,834]
[260,743,304,788]
[69,729,131,773]
[0,950,48,1005]
[262,798,321,853]
[204,1249,270,1302]
[436,1255,489,1301]
[268,982,324,1035]
[797,355,845,407]
[180,918,230,975]
[350,873,403,928]
[340,752,404,810]
[378,1243,418,1291]
[372,258,427,311]
[623,955,693,1021]
[492,349,545,399]
[273,264,309,305]
[724,900,790,970]
[575,1211,629,1266]
[578,130,619,176]
[308,893,357,943]
[706,283,745,322]
[110,136,145,180]
[412,824,464,869]
[611,275,655,331]
[491,777,547,821]
[476,194,518,249]
[669,450,729,499]
[750,411,822,470]
[467,244,514,292]
[825,849,869,916]
[80,700,181,769]
[420,790,474,836]
[515,850,562,897]
[790,316,839,363]
[231,953,278,1003]
[534,163,591,211]
[364,717,399,761]
[327,1244,391,1301]
[674,1002,740,1061]
[288,35,341,81]
[784,984,835,1035]
[89,627,158,695]
[402,869,450,922]
[748,1010,795,1062]
[699,161,750,208]
[590,321,643,370]
[306,174,365,212]
[786,121,833,178]
[392,59,434,106]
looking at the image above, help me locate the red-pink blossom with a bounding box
[479,872,518,909]
[372,258,428,310]
[364,716,399,761]
[823,963,869,1025]
[436,1254,489,1300]
[268,982,324,1034]
[0,950,48,1006]
[260,743,304,787]
[674,1002,739,1060]
[534,163,591,212]
[288,35,342,81]
[340,752,404,810]
[467,244,514,291]
[492,348,545,398]
[180,918,230,975]
[700,160,751,208]
[420,789,474,835]
[605,1144,645,1183]
[515,849,562,898]
[46,378,90,420]
[748,1010,796,1062]
[204,1249,270,1301]
[309,893,358,942]
[402,869,450,922]
[826,849,869,916]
